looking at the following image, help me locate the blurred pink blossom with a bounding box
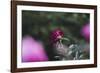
[81,24,90,42]
[22,36,48,62]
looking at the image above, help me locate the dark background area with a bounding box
[22,10,90,61]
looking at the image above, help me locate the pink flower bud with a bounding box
[50,29,64,43]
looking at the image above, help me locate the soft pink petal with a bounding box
[22,36,48,62]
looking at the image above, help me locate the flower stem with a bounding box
[60,37,69,41]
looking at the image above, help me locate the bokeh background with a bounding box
[22,10,90,62]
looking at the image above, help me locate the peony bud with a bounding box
[50,29,64,43]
